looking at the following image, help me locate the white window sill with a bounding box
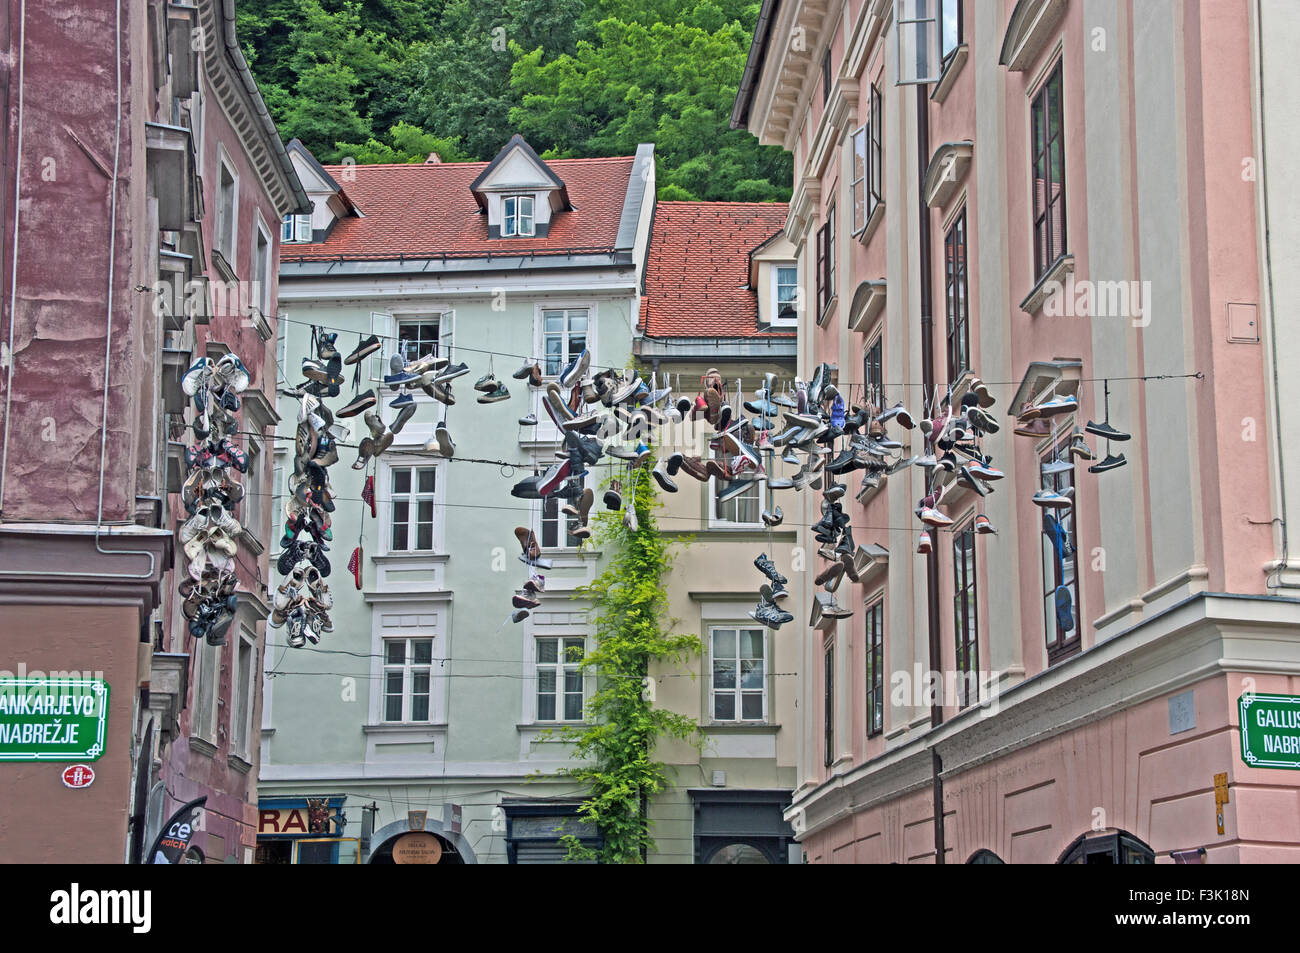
[362,722,446,734]
[1020,253,1075,315]
[703,722,780,732]
[371,551,450,563]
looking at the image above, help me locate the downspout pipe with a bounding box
[916,83,945,864]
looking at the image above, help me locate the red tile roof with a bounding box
[641,201,793,338]
[280,155,635,261]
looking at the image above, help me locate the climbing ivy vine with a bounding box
[551,459,702,863]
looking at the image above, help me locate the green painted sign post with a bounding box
[0,679,110,761]
[1238,692,1300,770]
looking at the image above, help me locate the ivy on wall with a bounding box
[551,458,702,863]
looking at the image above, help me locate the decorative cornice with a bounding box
[846,279,886,333]
[923,141,974,209]
[998,0,1068,72]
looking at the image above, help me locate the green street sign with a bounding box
[0,679,110,762]
[1238,692,1300,770]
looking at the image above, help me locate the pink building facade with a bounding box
[735,0,1300,863]
[0,0,305,862]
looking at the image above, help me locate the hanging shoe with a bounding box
[1069,430,1097,460]
[1088,452,1127,473]
[474,373,499,393]
[344,334,381,366]
[917,531,933,555]
[514,526,542,561]
[760,506,784,528]
[652,459,678,492]
[1085,419,1130,442]
[1032,488,1073,508]
[477,382,511,404]
[753,552,787,585]
[338,389,377,418]
[513,359,539,381]
[518,412,537,426]
[603,480,623,512]
[974,514,996,535]
[622,501,639,533]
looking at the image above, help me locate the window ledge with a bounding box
[855,201,885,248]
[212,248,237,283]
[816,295,838,328]
[932,44,969,103]
[228,753,252,775]
[189,735,218,757]
[239,528,264,556]
[362,722,447,734]
[518,722,592,730]
[702,722,781,733]
[1020,253,1075,315]
[371,551,450,563]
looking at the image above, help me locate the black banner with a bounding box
[145,797,206,865]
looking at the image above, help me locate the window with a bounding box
[541,494,581,549]
[868,84,883,221]
[396,317,440,364]
[1041,439,1081,663]
[851,125,868,232]
[192,639,219,744]
[245,436,263,536]
[232,631,255,758]
[711,628,765,722]
[383,638,432,722]
[252,221,272,316]
[772,265,798,324]
[281,212,311,243]
[541,308,588,377]
[389,466,438,552]
[823,640,835,767]
[216,156,237,263]
[863,336,883,411]
[1030,62,1067,280]
[710,447,765,526]
[944,208,969,382]
[953,522,978,707]
[275,316,287,382]
[503,195,535,237]
[822,48,833,105]
[866,598,884,736]
[816,205,836,314]
[941,0,964,63]
[536,637,584,721]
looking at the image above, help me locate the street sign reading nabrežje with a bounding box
[0,678,109,761]
[1239,692,1300,770]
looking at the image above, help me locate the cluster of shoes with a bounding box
[177,352,251,646]
[749,553,793,629]
[911,377,1004,554]
[1013,389,1129,501]
[508,527,550,623]
[270,333,355,647]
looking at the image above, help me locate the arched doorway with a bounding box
[1058,828,1155,864]
[366,817,476,864]
[703,841,777,864]
[967,849,1005,864]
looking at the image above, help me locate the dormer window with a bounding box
[503,195,535,237]
[281,211,311,243]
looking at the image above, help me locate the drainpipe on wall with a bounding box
[916,83,946,865]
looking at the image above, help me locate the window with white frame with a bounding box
[711,627,766,721]
[772,264,798,325]
[851,125,868,233]
[503,195,535,237]
[536,637,584,722]
[541,308,588,377]
[383,637,433,722]
[710,448,767,526]
[541,494,581,548]
[244,435,263,537]
[388,465,439,553]
[232,630,256,759]
[216,154,237,263]
[252,220,272,316]
[281,208,312,243]
[192,639,220,744]
[275,316,287,381]
[396,317,440,364]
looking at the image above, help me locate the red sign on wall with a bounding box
[61,764,95,788]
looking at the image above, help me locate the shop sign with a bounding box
[392,831,442,864]
[1239,693,1300,769]
[258,799,342,837]
[0,678,109,761]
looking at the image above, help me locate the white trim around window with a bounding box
[215,143,239,266]
[378,456,446,556]
[522,632,590,725]
[503,194,536,237]
[534,302,595,380]
[709,625,768,723]
[770,263,799,326]
[252,211,273,318]
[231,625,257,760]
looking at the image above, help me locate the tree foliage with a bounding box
[236,0,790,200]
[549,462,702,863]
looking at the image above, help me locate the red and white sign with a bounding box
[61,764,95,788]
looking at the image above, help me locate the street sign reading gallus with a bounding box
[1238,692,1300,770]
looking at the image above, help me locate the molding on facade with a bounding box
[998,0,1069,72]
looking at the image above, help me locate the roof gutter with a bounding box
[218,0,310,215]
[731,0,780,130]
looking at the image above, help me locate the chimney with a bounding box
[425,152,442,164]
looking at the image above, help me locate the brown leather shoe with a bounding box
[1014,417,1051,438]
[528,363,542,387]
[679,455,710,482]
[514,526,540,560]
[704,457,728,480]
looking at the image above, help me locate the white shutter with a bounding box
[440,309,455,363]
[370,311,393,383]
[894,0,941,86]
[295,213,312,243]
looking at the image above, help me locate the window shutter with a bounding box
[440,309,455,362]
[894,0,941,85]
[370,311,393,382]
